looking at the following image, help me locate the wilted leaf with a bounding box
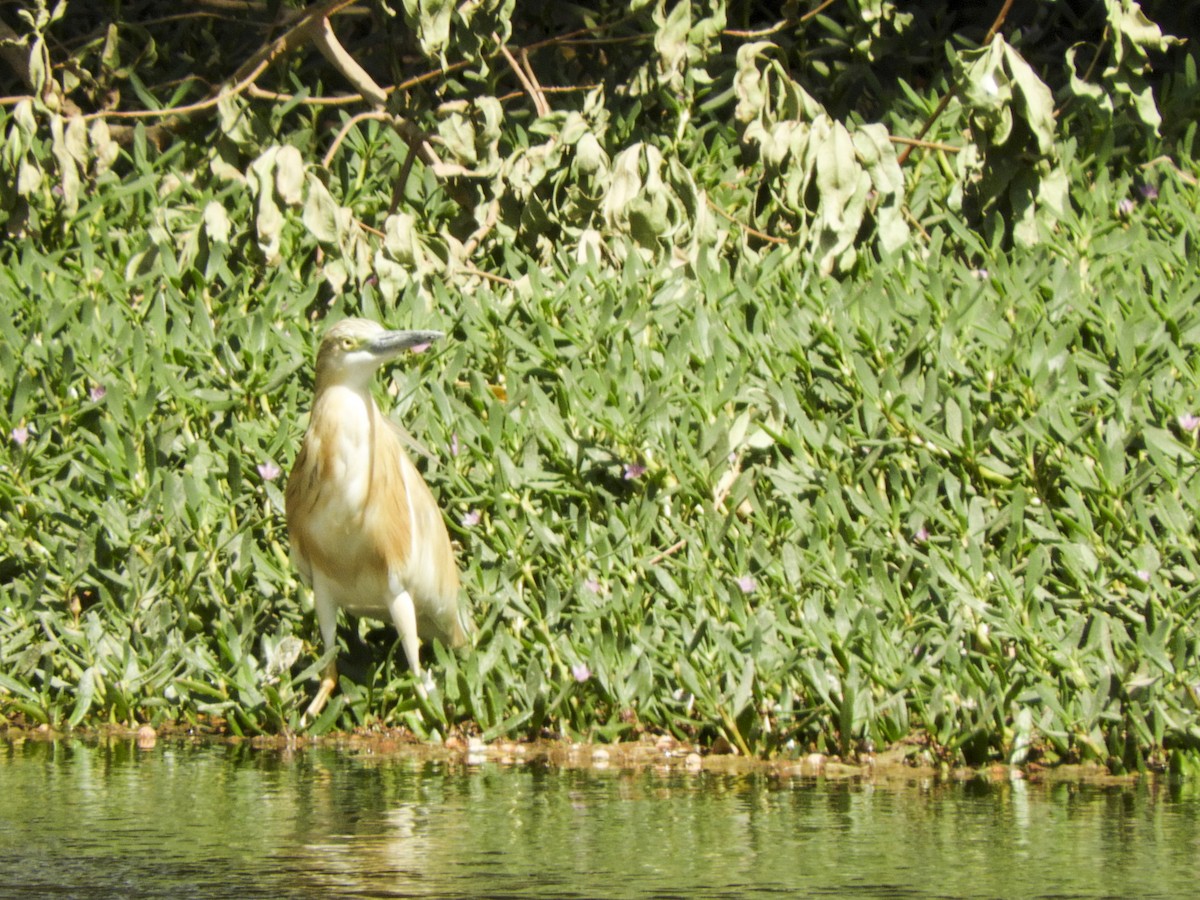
[265,635,303,682]
[1065,44,1112,109]
[17,156,43,196]
[89,119,119,173]
[49,115,80,215]
[1003,43,1057,156]
[302,173,349,244]
[400,0,455,58]
[274,145,305,206]
[203,200,231,244]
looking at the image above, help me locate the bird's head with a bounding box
[314,318,444,391]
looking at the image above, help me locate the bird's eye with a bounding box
[341,338,355,351]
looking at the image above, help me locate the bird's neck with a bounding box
[306,383,385,502]
[312,381,379,421]
[314,366,376,395]
[310,383,382,451]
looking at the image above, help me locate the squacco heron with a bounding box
[285,318,468,724]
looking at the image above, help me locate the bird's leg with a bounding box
[302,659,339,727]
[300,582,341,727]
[387,589,429,699]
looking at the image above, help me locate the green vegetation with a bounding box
[2,1,1199,773]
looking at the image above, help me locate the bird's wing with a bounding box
[284,441,317,585]
[373,428,466,647]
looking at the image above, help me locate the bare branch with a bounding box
[225,0,359,88]
[83,59,269,122]
[497,34,549,117]
[462,200,501,258]
[311,15,387,108]
[322,110,391,168]
[646,540,687,567]
[889,135,961,153]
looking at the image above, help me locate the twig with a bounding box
[1140,156,1199,186]
[1055,25,1109,119]
[523,18,640,54]
[889,135,961,153]
[196,0,276,12]
[1079,27,1110,84]
[462,200,501,258]
[81,58,270,122]
[384,140,415,214]
[903,206,932,243]
[247,85,361,105]
[981,0,1017,46]
[322,110,390,168]
[647,539,687,567]
[249,60,471,106]
[495,83,599,104]
[459,265,515,286]
[723,0,834,38]
[706,197,789,245]
[356,219,386,238]
[497,34,549,117]
[556,33,647,48]
[723,20,793,39]
[520,48,550,117]
[800,0,840,23]
[713,451,744,512]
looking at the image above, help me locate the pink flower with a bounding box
[257,461,281,481]
[11,425,29,446]
[735,575,757,594]
[89,385,107,402]
[913,526,930,544]
[461,510,481,527]
[571,663,591,683]
[1178,414,1200,432]
[623,462,646,480]
[450,432,460,457]
[583,578,602,594]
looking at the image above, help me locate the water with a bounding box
[2,738,1198,899]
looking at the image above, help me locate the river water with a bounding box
[1,738,1197,898]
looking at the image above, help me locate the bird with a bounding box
[285,317,469,725]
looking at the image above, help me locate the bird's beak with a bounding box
[369,330,444,359]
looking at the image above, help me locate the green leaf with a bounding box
[1003,43,1057,155]
[730,655,755,719]
[68,666,98,727]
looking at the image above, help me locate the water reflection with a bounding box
[1,738,1197,898]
